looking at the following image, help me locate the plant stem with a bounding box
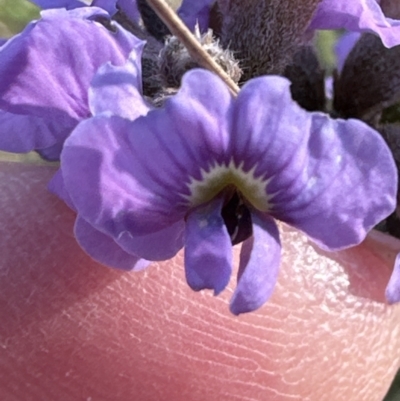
[145,0,240,96]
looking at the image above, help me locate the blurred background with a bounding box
[0,0,399,399]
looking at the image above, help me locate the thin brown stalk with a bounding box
[145,0,240,96]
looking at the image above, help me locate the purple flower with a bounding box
[177,0,215,32]
[0,7,141,160]
[58,69,397,314]
[309,0,400,48]
[334,32,361,72]
[30,0,140,22]
[30,0,88,8]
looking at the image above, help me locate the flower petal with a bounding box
[0,109,73,155]
[31,0,140,21]
[309,0,400,48]
[88,46,151,119]
[230,213,281,315]
[116,220,185,261]
[30,0,87,8]
[0,7,140,158]
[115,0,140,22]
[272,115,397,250]
[184,196,232,295]
[335,32,361,72]
[74,216,149,271]
[92,0,117,15]
[62,115,184,238]
[48,169,76,211]
[177,0,215,32]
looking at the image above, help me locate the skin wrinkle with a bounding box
[1,162,400,400]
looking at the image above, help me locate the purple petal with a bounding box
[0,7,141,158]
[177,0,215,32]
[116,0,140,23]
[30,0,87,8]
[31,0,140,21]
[309,0,400,48]
[50,162,179,262]
[48,169,76,211]
[272,115,397,250]
[386,252,400,304]
[335,32,361,72]
[233,76,396,250]
[62,116,184,238]
[230,213,281,315]
[184,196,232,295]
[74,216,149,270]
[116,220,185,260]
[0,109,74,154]
[61,70,233,238]
[89,46,151,119]
[37,141,65,161]
[92,0,117,15]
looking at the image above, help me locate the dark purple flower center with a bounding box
[221,191,253,245]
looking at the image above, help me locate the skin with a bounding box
[1,161,400,401]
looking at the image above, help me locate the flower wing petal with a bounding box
[0,8,139,157]
[184,196,232,295]
[230,213,281,315]
[309,0,400,48]
[74,216,150,271]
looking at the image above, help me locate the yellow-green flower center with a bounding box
[183,160,271,211]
